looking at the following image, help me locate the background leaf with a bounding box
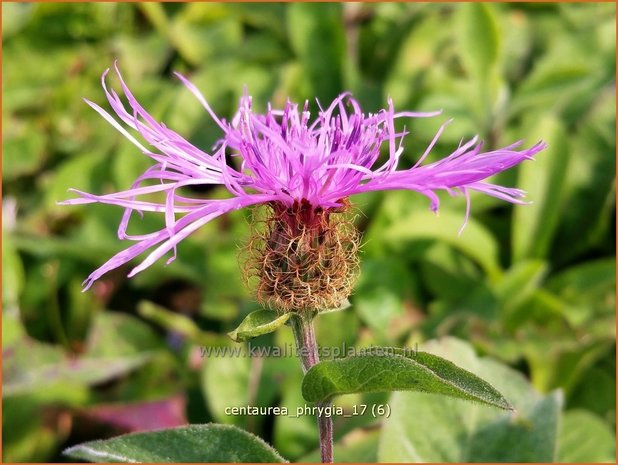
[64,424,286,463]
[381,208,502,279]
[456,3,500,82]
[512,115,569,260]
[557,410,615,463]
[287,3,345,102]
[378,338,562,462]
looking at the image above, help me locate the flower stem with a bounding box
[290,310,333,463]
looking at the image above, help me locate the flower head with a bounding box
[62,64,546,305]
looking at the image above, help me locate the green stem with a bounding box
[290,310,333,463]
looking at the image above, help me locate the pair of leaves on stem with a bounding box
[66,309,512,463]
[228,308,512,409]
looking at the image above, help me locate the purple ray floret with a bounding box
[61,64,546,289]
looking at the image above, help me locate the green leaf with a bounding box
[379,338,562,462]
[524,333,613,395]
[552,92,615,262]
[301,347,512,410]
[274,375,318,460]
[84,311,164,358]
[137,5,177,57]
[111,142,153,193]
[4,311,158,397]
[493,259,548,328]
[547,258,616,327]
[382,208,502,279]
[568,366,616,421]
[3,392,72,462]
[419,243,483,303]
[287,3,345,102]
[170,16,243,66]
[501,6,533,81]
[463,392,562,461]
[227,309,291,342]
[455,3,502,127]
[201,355,250,426]
[509,19,611,122]
[201,351,283,429]
[558,410,616,463]
[384,11,449,105]
[354,258,421,339]
[315,305,360,352]
[494,259,547,306]
[2,3,34,38]
[46,150,109,211]
[2,122,47,181]
[512,115,569,260]
[4,347,151,396]
[456,3,500,81]
[2,306,25,347]
[239,3,289,37]
[64,424,286,463]
[511,64,594,117]
[138,301,229,347]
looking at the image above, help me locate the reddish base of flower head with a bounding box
[243,200,360,313]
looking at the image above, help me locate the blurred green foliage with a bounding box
[2,2,615,462]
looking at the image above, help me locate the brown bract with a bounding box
[242,199,360,313]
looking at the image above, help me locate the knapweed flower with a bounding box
[62,64,546,311]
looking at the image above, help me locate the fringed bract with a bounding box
[243,199,360,313]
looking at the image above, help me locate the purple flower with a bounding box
[62,64,546,291]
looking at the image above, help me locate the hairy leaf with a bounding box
[64,424,286,463]
[302,347,511,410]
